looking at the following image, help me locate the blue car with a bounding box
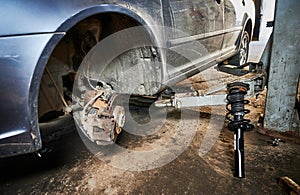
[0,0,255,157]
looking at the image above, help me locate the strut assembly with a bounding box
[226,82,253,178]
[155,62,267,178]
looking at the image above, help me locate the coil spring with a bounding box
[226,82,253,131]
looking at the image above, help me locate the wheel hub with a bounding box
[74,84,125,145]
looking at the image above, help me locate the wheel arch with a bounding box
[241,13,254,41]
[56,4,151,33]
[235,14,254,51]
[244,18,253,40]
[28,5,159,142]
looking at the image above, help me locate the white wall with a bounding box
[259,0,276,40]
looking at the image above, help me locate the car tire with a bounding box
[228,30,250,66]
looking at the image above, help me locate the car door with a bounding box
[166,0,224,78]
[222,0,246,54]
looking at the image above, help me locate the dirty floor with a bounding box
[0,69,299,195]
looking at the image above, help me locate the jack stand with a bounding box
[226,82,253,178]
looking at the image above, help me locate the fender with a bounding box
[56,4,152,32]
[28,4,160,153]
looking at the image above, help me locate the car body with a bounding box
[0,0,255,157]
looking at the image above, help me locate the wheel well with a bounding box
[66,13,142,71]
[38,13,143,121]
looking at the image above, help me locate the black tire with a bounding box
[228,30,250,66]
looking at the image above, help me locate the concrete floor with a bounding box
[1,124,299,194]
[1,19,300,194]
[0,65,300,194]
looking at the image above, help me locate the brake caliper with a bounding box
[77,84,125,145]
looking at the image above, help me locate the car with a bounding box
[0,0,255,157]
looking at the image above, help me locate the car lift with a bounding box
[155,62,267,178]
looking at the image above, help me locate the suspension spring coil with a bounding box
[226,82,253,178]
[226,82,253,131]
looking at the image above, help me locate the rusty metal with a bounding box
[278,176,300,195]
[76,86,125,145]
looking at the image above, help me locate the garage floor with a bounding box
[1,66,300,194]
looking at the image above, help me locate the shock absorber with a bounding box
[226,82,253,178]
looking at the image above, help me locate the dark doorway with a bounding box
[253,0,262,40]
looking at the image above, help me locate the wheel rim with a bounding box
[239,33,249,65]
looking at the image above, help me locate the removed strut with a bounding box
[226,82,253,178]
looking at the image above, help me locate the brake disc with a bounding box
[74,85,125,145]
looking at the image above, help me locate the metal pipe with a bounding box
[234,126,245,178]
